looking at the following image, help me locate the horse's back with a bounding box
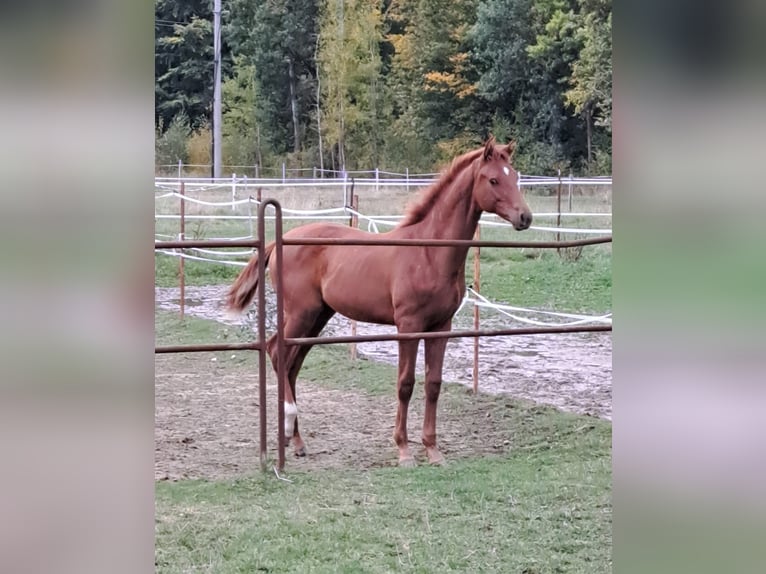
[285,222,376,240]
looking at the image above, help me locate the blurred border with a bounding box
[615,1,766,572]
[2,1,765,572]
[0,1,155,573]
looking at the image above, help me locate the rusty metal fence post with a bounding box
[256,201,268,470]
[259,199,287,472]
[349,193,359,361]
[472,226,481,394]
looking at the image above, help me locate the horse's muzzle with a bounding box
[514,211,533,231]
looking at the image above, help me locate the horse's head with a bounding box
[473,136,532,231]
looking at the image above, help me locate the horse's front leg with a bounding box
[422,320,451,465]
[393,339,419,467]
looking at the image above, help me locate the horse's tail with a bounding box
[225,242,275,316]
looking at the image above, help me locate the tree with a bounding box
[526,0,585,168]
[566,0,612,170]
[318,0,385,170]
[154,0,612,174]
[221,58,263,168]
[155,0,233,132]
[228,0,319,158]
[155,113,191,167]
[385,0,485,168]
[470,0,602,173]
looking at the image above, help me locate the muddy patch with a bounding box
[156,284,611,421]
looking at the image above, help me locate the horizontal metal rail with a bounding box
[155,342,264,354]
[154,235,611,250]
[154,326,611,354]
[285,324,611,347]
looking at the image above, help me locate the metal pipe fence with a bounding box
[154,199,612,472]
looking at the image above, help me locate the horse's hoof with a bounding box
[399,457,417,468]
[426,449,445,466]
[294,446,306,457]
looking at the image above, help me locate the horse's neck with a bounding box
[409,166,481,241]
[394,165,480,275]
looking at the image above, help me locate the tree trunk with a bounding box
[585,105,593,171]
[287,56,301,153]
[255,124,263,173]
[369,39,379,167]
[337,0,345,171]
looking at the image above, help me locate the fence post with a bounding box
[247,193,254,243]
[556,169,562,247]
[269,200,287,472]
[177,159,182,180]
[281,162,286,184]
[256,200,268,471]
[375,167,379,193]
[472,226,480,394]
[568,171,573,212]
[349,193,359,361]
[231,173,237,212]
[255,163,259,179]
[179,181,185,320]
[313,166,317,180]
[405,167,409,186]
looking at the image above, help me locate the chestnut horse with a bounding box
[225,136,532,466]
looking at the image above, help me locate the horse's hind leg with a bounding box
[268,304,335,457]
[422,320,451,465]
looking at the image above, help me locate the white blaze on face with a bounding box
[503,166,510,176]
[284,402,298,438]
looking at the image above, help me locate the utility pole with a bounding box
[213,0,222,179]
[315,33,324,176]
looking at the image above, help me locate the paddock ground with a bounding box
[155,285,610,480]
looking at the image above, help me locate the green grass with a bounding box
[155,246,611,312]
[155,186,612,571]
[156,444,611,573]
[473,235,611,313]
[155,254,242,288]
[156,242,610,315]
[155,312,612,573]
[156,310,239,346]
[155,190,612,313]
[155,312,396,396]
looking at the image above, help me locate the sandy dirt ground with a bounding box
[155,285,610,480]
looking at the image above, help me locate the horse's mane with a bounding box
[398,148,484,228]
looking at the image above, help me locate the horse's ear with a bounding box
[505,140,517,160]
[483,135,496,161]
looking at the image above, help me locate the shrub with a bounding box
[187,124,212,172]
[155,113,191,168]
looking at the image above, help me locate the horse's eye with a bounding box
[489,178,498,185]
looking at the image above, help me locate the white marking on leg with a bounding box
[284,402,298,438]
